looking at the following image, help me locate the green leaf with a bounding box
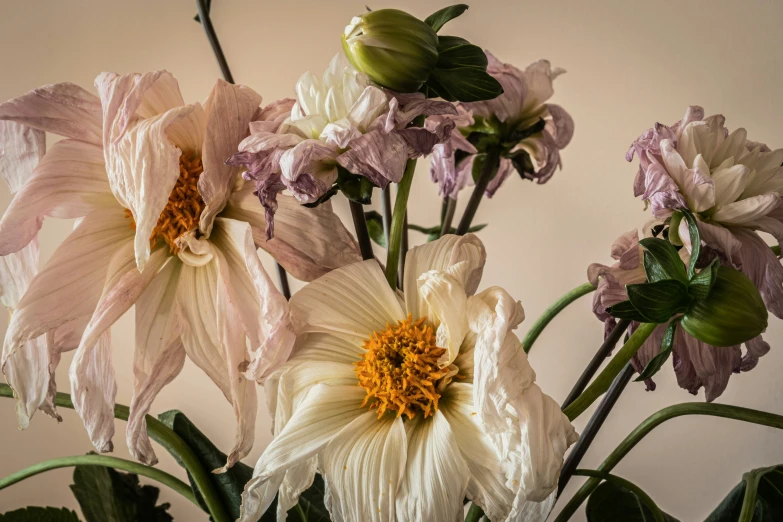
[0,507,81,522]
[70,464,173,522]
[606,300,649,323]
[336,166,374,204]
[706,464,783,522]
[667,211,684,246]
[302,185,339,208]
[639,237,688,284]
[626,279,693,323]
[426,67,503,102]
[365,210,387,247]
[680,208,701,278]
[424,4,469,32]
[689,258,720,300]
[436,37,488,70]
[585,476,679,522]
[296,474,330,522]
[635,320,678,382]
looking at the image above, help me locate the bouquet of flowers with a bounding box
[0,3,780,522]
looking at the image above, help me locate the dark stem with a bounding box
[381,187,393,246]
[276,263,291,300]
[398,211,409,286]
[349,200,374,260]
[455,149,500,235]
[561,319,631,409]
[195,0,234,83]
[557,362,634,496]
[440,197,457,237]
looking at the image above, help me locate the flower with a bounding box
[239,234,577,522]
[342,8,439,93]
[589,226,771,401]
[0,72,357,468]
[430,52,574,199]
[627,106,783,319]
[229,54,457,238]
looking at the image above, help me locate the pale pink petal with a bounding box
[545,103,574,149]
[0,120,45,193]
[733,228,783,319]
[199,80,263,236]
[672,328,741,402]
[279,139,338,203]
[3,334,52,429]
[711,193,780,225]
[0,83,103,144]
[337,130,408,188]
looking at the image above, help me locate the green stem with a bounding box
[464,503,485,522]
[521,282,596,353]
[385,159,417,288]
[562,322,656,421]
[455,149,500,235]
[295,502,308,522]
[554,403,783,521]
[739,471,763,522]
[571,470,664,522]
[0,454,197,507]
[0,384,230,522]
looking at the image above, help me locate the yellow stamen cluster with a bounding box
[125,152,205,253]
[355,315,448,419]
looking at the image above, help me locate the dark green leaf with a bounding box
[0,507,81,522]
[627,279,693,323]
[680,208,701,279]
[436,37,487,70]
[504,118,547,145]
[507,149,535,179]
[469,152,501,184]
[302,185,339,208]
[424,4,469,32]
[667,211,684,246]
[296,474,330,522]
[586,477,679,522]
[635,320,678,381]
[706,464,783,522]
[426,67,503,102]
[689,258,720,300]
[336,166,374,204]
[639,237,688,284]
[70,464,172,522]
[607,300,649,323]
[365,210,386,247]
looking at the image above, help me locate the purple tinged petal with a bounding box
[485,158,514,197]
[337,130,408,188]
[741,335,771,372]
[732,228,783,319]
[545,104,574,149]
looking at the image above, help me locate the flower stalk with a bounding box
[456,148,500,235]
[349,200,374,260]
[385,159,417,287]
[521,282,597,353]
[464,503,485,522]
[440,196,457,237]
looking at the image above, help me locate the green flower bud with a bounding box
[342,9,439,92]
[681,266,768,346]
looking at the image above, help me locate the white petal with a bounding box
[396,410,469,522]
[0,120,45,193]
[277,460,318,520]
[288,332,364,367]
[290,260,405,339]
[199,80,263,236]
[322,412,406,522]
[0,139,114,256]
[128,258,185,465]
[347,86,388,132]
[403,234,486,319]
[0,238,38,310]
[3,334,52,429]
[711,194,780,225]
[417,268,468,365]
[711,164,749,207]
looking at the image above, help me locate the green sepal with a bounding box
[336,166,374,204]
[680,208,701,278]
[688,258,720,300]
[504,118,547,146]
[639,237,688,284]
[626,279,693,323]
[607,300,649,323]
[364,210,387,247]
[426,67,503,102]
[436,36,488,69]
[424,4,469,32]
[668,211,684,246]
[635,320,678,382]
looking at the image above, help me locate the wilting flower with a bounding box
[229,53,457,238]
[589,226,771,401]
[627,106,783,320]
[0,72,365,468]
[239,235,577,522]
[430,52,574,199]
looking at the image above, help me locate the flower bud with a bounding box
[342,9,439,92]
[681,266,768,346]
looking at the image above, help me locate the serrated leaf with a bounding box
[706,464,783,522]
[0,507,81,522]
[70,464,172,522]
[436,37,487,70]
[639,237,688,284]
[424,4,469,32]
[365,210,386,247]
[586,477,679,522]
[607,300,649,323]
[426,67,503,102]
[689,258,720,300]
[635,320,678,382]
[680,208,701,278]
[626,279,693,323]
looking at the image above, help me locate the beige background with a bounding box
[1,0,782,520]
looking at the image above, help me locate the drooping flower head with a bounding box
[239,234,577,522]
[430,52,574,199]
[229,54,457,238]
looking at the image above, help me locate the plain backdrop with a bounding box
[1,1,783,520]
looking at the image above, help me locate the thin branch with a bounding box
[381,187,393,246]
[456,149,499,235]
[349,200,374,260]
[440,196,457,237]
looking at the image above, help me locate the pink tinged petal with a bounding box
[337,130,408,188]
[741,335,770,372]
[346,86,388,131]
[711,193,780,226]
[0,83,103,145]
[250,98,295,134]
[290,260,405,339]
[198,80,263,236]
[3,334,53,429]
[0,237,38,310]
[279,139,338,203]
[128,259,185,465]
[485,158,514,197]
[733,228,783,319]
[322,412,406,522]
[106,103,206,270]
[752,215,783,247]
[0,139,114,256]
[237,132,300,154]
[0,120,45,193]
[685,220,742,267]
[611,229,640,267]
[545,103,574,149]
[395,411,469,522]
[672,328,741,402]
[521,60,560,113]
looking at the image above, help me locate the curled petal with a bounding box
[279,139,338,204]
[545,103,574,149]
[0,120,45,193]
[337,130,408,188]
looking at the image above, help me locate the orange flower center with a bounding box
[125,152,206,253]
[355,315,448,419]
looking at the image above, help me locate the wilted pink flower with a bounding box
[229,53,457,238]
[430,52,574,199]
